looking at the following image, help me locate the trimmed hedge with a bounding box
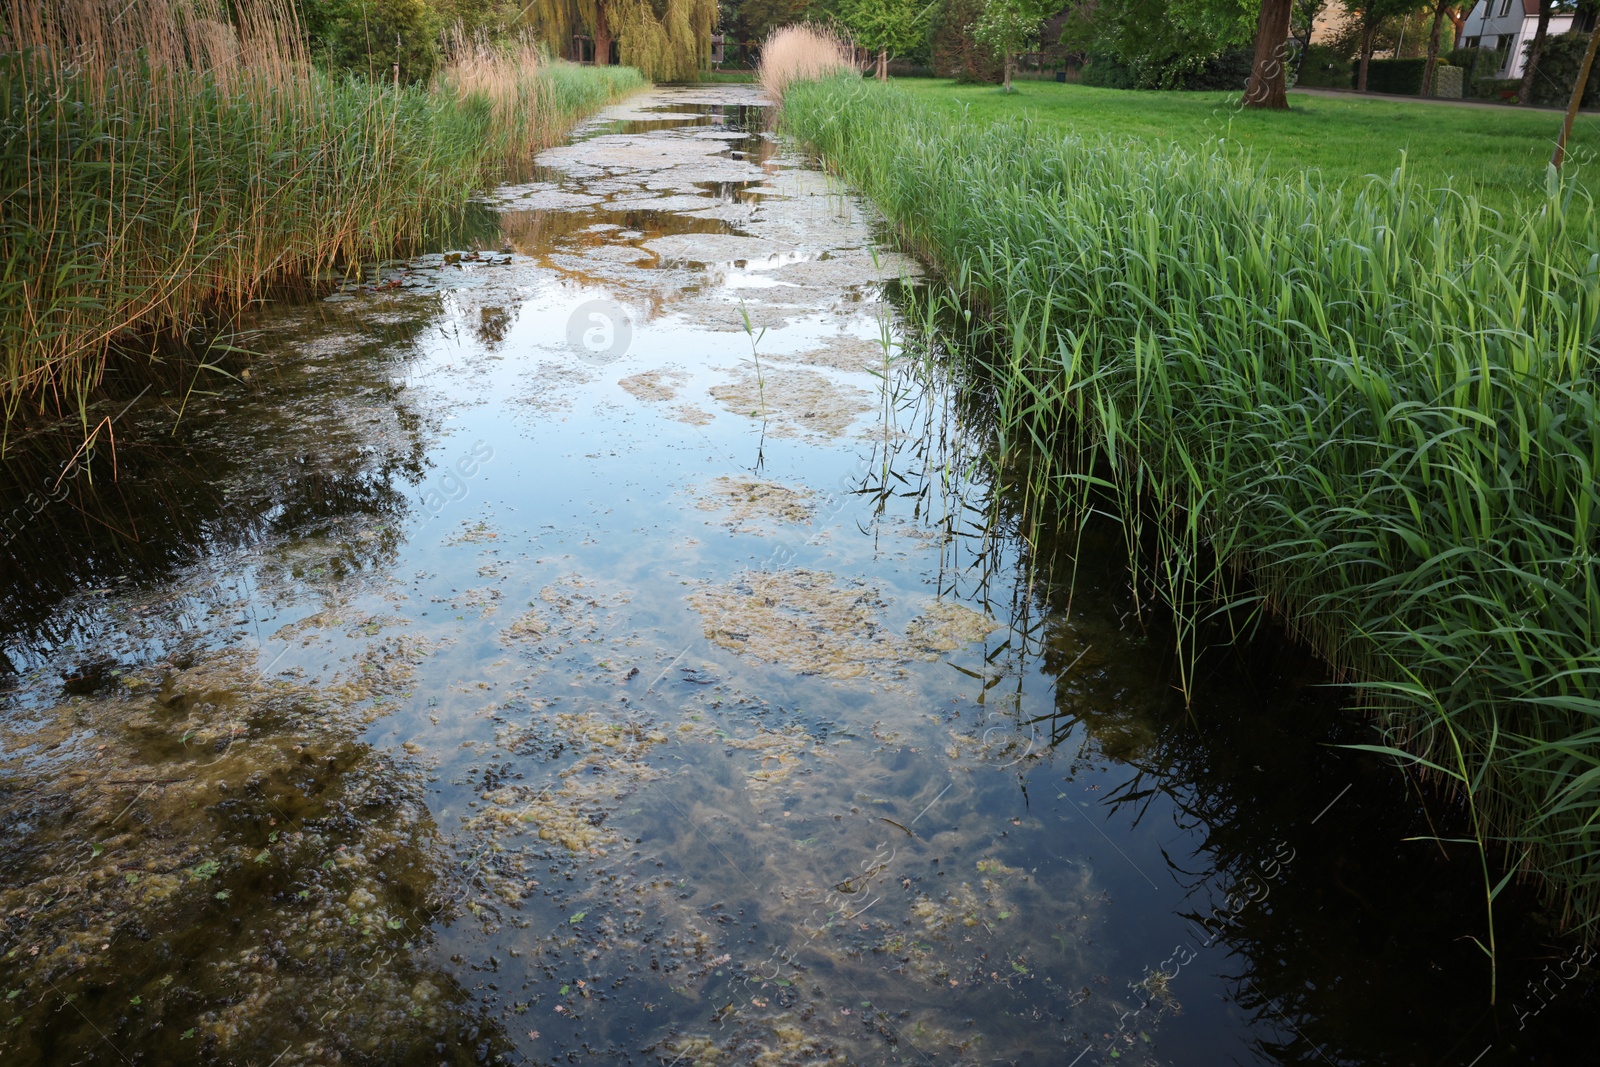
[1474,77,1523,99]
[1432,64,1463,98]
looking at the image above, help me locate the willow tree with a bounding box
[524,0,714,81]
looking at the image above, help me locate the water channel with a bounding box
[0,85,1593,1066]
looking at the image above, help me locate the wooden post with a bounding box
[1553,27,1600,169]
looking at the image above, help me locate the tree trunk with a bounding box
[593,4,612,66]
[1004,50,1013,91]
[1422,2,1447,95]
[1358,23,1376,90]
[1244,0,1295,108]
[877,47,887,81]
[1518,0,1555,103]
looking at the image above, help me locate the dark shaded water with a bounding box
[0,87,1592,1067]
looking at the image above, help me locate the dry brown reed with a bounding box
[0,0,643,448]
[757,24,855,99]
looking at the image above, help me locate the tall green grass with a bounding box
[781,76,1600,951]
[0,0,644,447]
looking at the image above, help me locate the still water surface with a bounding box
[0,86,1591,1067]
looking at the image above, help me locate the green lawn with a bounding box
[894,78,1600,214]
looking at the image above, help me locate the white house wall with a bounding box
[1457,0,1575,78]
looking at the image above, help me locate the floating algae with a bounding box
[687,569,900,680]
[905,600,1000,655]
[777,335,894,373]
[0,644,488,1066]
[0,87,1194,1067]
[726,722,825,795]
[470,711,671,856]
[393,621,1136,1067]
[500,573,636,664]
[687,569,997,681]
[708,366,873,439]
[694,475,815,531]
[618,371,722,426]
[619,368,690,402]
[673,402,715,425]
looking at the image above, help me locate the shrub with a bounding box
[1526,32,1600,108]
[1447,45,1508,84]
[1080,47,1256,92]
[1297,43,1354,87]
[1474,76,1523,99]
[1359,56,1428,94]
[931,0,1002,82]
[302,0,445,83]
[1181,47,1255,91]
[1080,49,1138,88]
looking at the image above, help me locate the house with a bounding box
[1456,0,1576,78]
[1308,6,1359,46]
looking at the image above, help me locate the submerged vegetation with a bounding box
[778,73,1600,948]
[0,0,643,446]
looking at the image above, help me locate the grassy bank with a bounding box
[779,75,1600,949]
[893,78,1600,214]
[0,0,644,447]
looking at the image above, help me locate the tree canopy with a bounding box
[839,0,936,75]
[974,0,1060,89]
[1061,0,1257,83]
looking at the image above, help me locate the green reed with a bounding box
[778,76,1600,964]
[0,0,644,447]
